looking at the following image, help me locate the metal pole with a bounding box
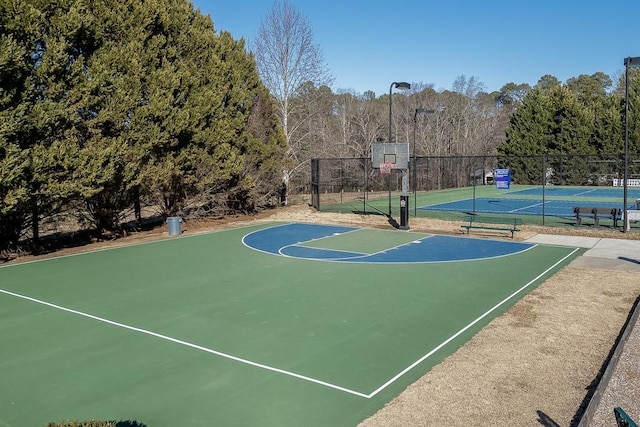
[560,119,564,185]
[387,82,411,219]
[388,83,393,217]
[413,112,417,217]
[412,109,435,217]
[554,114,564,185]
[624,58,630,232]
[472,167,476,214]
[542,154,546,226]
[400,170,409,230]
[364,157,367,214]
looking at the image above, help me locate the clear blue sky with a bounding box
[194,0,640,96]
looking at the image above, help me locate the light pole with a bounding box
[413,108,435,216]
[623,57,640,232]
[553,113,563,185]
[389,82,411,143]
[388,81,411,221]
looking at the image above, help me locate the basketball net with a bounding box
[380,162,393,174]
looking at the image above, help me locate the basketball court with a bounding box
[0,222,582,426]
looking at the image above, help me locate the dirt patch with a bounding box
[5,204,640,426]
[356,267,640,426]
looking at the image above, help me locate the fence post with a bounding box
[541,154,546,225]
[311,159,320,210]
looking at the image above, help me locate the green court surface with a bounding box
[300,227,426,253]
[0,223,583,426]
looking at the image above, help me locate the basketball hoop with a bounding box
[380,162,393,174]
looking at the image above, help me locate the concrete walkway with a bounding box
[526,234,640,272]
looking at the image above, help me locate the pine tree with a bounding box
[1,0,288,246]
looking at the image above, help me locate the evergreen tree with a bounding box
[0,30,30,250]
[625,68,640,182]
[0,0,95,248]
[499,87,552,184]
[1,0,287,248]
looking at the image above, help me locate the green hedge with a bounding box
[46,421,146,427]
[46,422,116,427]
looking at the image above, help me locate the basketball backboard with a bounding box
[371,143,410,170]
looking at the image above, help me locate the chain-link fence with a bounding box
[303,154,640,228]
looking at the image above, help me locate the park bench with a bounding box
[461,215,523,238]
[626,210,640,230]
[573,207,621,228]
[614,406,638,427]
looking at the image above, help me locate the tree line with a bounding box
[282,71,639,192]
[0,0,287,251]
[2,0,639,253]
[253,4,638,193]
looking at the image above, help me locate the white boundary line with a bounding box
[0,287,369,399]
[240,222,357,257]
[364,246,581,398]
[0,222,581,400]
[280,230,431,261]
[0,222,264,270]
[292,237,537,264]
[244,224,537,265]
[510,200,548,213]
[574,188,598,196]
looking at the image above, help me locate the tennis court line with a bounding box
[574,188,598,196]
[0,288,369,399]
[365,247,581,399]
[510,200,547,213]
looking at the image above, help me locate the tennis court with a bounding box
[0,223,582,426]
[420,198,623,217]
[419,185,640,218]
[508,186,640,199]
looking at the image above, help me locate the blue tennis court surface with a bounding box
[419,198,626,217]
[508,186,640,198]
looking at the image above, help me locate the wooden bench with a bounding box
[573,207,621,228]
[461,215,523,238]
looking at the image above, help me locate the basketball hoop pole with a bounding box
[371,142,410,224]
[400,169,409,230]
[388,81,411,219]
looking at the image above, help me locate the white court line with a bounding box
[365,247,581,398]
[0,222,262,270]
[574,188,598,196]
[1,244,582,400]
[283,232,433,261]
[0,288,369,399]
[510,200,549,213]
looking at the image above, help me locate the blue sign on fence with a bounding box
[495,168,510,189]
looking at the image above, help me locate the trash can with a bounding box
[166,216,183,236]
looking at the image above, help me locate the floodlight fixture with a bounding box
[388,81,411,143]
